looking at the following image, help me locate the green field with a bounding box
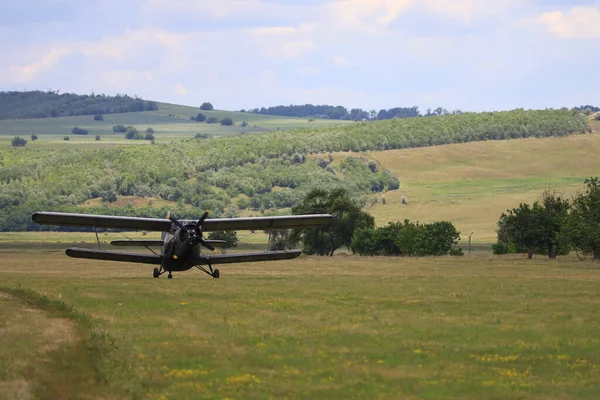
[361,120,600,244]
[1,253,599,399]
[0,102,351,148]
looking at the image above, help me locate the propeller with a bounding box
[166,211,216,259]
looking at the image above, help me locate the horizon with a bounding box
[1,0,598,112]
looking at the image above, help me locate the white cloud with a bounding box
[328,0,413,32]
[175,84,188,95]
[331,55,349,67]
[538,6,600,39]
[252,26,297,36]
[10,47,70,82]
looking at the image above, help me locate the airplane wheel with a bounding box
[168,272,173,279]
[213,269,220,279]
[153,268,160,278]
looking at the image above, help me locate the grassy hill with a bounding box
[361,117,600,244]
[0,102,352,148]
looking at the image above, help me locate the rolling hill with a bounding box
[0,101,352,148]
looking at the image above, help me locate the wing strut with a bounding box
[94,227,101,250]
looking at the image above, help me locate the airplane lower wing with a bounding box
[194,250,302,265]
[110,239,227,248]
[65,248,301,266]
[66,248,162,265]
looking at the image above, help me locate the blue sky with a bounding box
[0,0,598,112]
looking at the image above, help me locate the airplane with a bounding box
[31,211,333,279]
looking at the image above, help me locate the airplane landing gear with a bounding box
[195,262,220,278]
[168,272,173,279]
[153,268,160,278]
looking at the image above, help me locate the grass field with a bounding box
[1,252,599,399]
[357,123,600,244]
[0,102,351,149]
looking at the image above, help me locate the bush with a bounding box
[492,241,517,255]
[144,133,155,140]
[241,121,248,127]
[195,113,206,122]
[207,230,238,248]
[71,127,89,135]
[200,102,214,111]
[95,135,101,141]
[30,134,38,141]
[206,117,219,124]
[194,133,211,139]
[112,125,127,133]
[220,118,234,126]
[94,114,103,121]
[63,136,70,141]
[595,114,600,121]
[11,137,27,147]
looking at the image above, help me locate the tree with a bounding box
[11,137,27,147]
[113,125,127,132]
[568,177,600,259]
[94,114,103,121]
[195,113,206,122]
[207,231,238,248]
[200,102,214,111]
[220,118,234,126]
[497,203,542,259]
[30,134,38,141]
[291,188,375,256]
[95,135,101,141]
[268,229,299,251]
[496,191,570,259]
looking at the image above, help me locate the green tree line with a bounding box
[0,91,158,119]
[494,178,600,260]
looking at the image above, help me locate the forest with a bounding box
[0,91,158,119]
[0,109,590,231]
[246,104,461,120]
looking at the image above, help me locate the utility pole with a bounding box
[468,232,474,256]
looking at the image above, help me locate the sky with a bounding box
[0,0,598,112]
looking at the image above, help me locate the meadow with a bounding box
[0,102,351,149]
[364,119,600,244]
[1,252,599,399]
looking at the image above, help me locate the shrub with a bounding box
[492,241,517,255]
[206,117,219,124]
[195,113,206,122]
[144,133,155,140]
[30,134,38,141]
[63,136,70,141]
[94,114,103,121]
[71,127,89,135]
[200,102,214,111]
[95,135,101,141]
[220,118,234,126]
[595,114,600,121]
[112,125,127,133]
[241,121,248,127]
[194,133,211,139]
[11,137,27,147]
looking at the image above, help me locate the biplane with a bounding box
[32,211,333,279]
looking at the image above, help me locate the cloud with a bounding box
[331,55,349,67]
[538,6,600,39]
[11,47,70,82]
[252,26,297,36]
[175,84,188,95]
[328,0,412,32]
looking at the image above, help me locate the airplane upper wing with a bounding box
[32,212,333,232]
[32,212,172,231]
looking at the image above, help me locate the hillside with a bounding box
[0,91,157,119]
[0,101,352,147]
[0,109,591,232]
